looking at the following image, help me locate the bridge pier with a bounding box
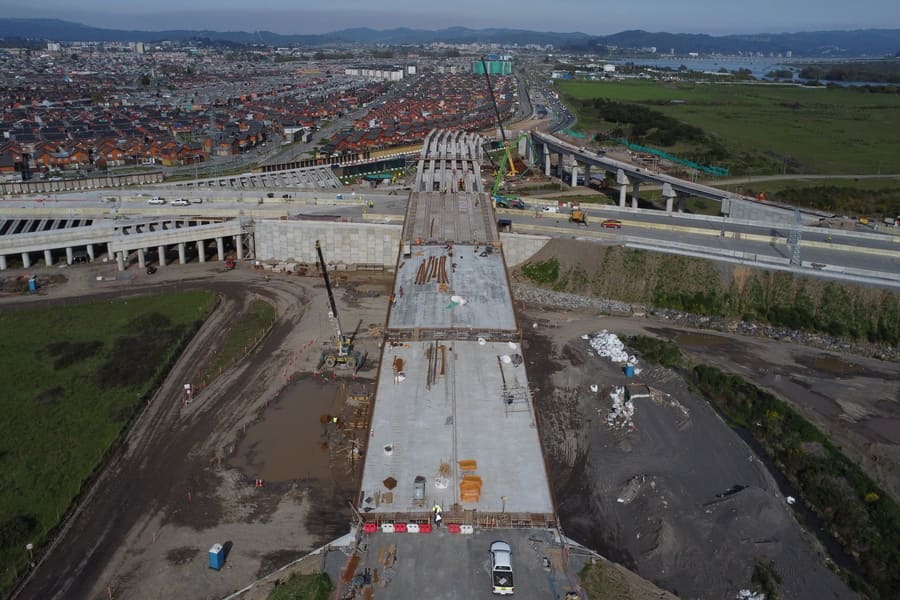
[0,255,6,271]
[197,240,206,263]
[543,145,551,177]
[584,164,591,187]
[216,237,225,261]
[178,242,186,265]
[616,169,630,208]
[22,252,31,269]
[570,162,578,187]
[86,244,95,262]
[107,242,114,261]
[663,183,677,214]
[116,251,125,272]
[632,182,640,209]
[235,235,244,260]
[65,246,74,265]
[137,248,146,269]
[158,245,167,267]
[44,249,53,266]
[557,152,564,178]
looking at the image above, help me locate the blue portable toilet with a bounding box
[624,364,635,378]
[28,277,38,292]
[208,543,225,570]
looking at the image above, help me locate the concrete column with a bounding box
[619,184,628,208]
[197,240,206,263]
[662,183,677,214]
[158,245,166,267]
[44,249,53,266]
[137,248,146,269]
[235,235,244,260]
[65,246,74,265]
[178,242,186,264]
[22,252,31,268]
[86,244,95,262]
[584,164,592,187]
[632,182,640,209]
[666,196,675,213]
[216,237,225,261]
[543,145,551,176]
[0,255,6,271]
[557,152,564,177]
[116,251,125,271]
[570,162,578,187]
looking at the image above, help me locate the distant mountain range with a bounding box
[0,18,898,57]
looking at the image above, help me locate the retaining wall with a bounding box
[500,232,551,267]
[255,220,402,266]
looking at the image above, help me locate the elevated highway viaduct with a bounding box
[530,131,832,225]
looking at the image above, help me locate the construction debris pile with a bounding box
[605,385,636,431]
[584,330,639,368]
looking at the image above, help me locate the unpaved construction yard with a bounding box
[5,257,896,600]
[521,307,898,600]
[6,261,391,600]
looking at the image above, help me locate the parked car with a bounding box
[600,219,622,229]
[147,197,166,205]
[490,541,514,595]
[171,198,190,206]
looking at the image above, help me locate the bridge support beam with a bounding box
[86,244,95,262]
[158,245,166,267]
[197,240,206,263]
[44,249,53,266]
[235,235,244,260]
[178,242,186,265]
[632,182,640,209]
[216,237,225,261]
[543,145,551,177]
[137,248,146,269]
[65,246,74,265]
[22,252,31,269]
[0,255,6,271]
[116,251,125,272]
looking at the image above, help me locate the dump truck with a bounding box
[569,209,587,225]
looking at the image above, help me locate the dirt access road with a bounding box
[6,261,391,600]
[521,308,892,600]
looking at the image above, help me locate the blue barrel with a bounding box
[208,543,224,570]
[624,364,635,377]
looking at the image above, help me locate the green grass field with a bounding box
[557,80,900,175]
[199,299,275,384]
[0,291,216,594]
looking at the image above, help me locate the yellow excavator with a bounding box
[315,240,362,370]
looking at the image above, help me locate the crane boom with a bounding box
[315,239,343,342]
[481,56,516,176]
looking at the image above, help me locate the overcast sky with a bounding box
[2,0,898,35]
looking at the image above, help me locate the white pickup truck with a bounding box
[490,541,514,595]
